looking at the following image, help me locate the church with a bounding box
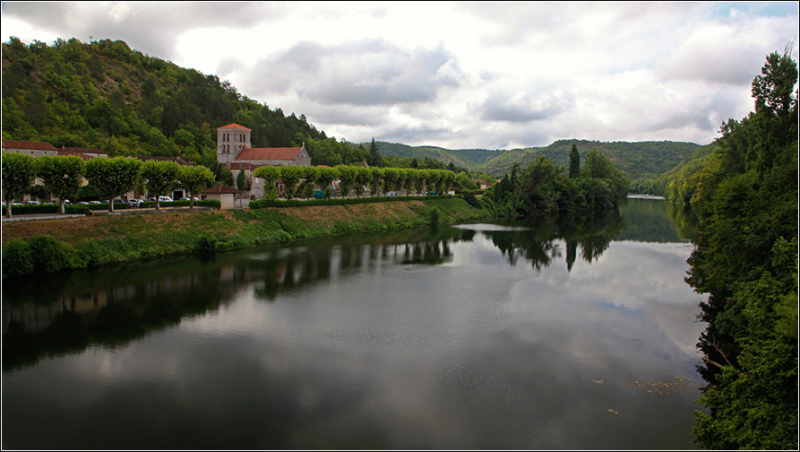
[216,123,312,198]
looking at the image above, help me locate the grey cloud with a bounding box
[3,2,276,60]
[246,40,464,106]
[479,90,573,123]
[379,124,458,144]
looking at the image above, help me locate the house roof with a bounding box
[61,147,107,155]
[2,140,57,151]
[203,185,246,194]
[133,156,194,166]
[217,123,251,131]
[57,149,93,160]
[236,147,303,161]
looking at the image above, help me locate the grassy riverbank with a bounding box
[2,198,487,277]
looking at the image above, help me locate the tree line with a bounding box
[476,147,629,218]
[2,152,215,217]
[252,165,457,201]
[668,48,797,449]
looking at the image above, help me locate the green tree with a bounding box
[179,165,215,209]
[279,165,302,199]
[37,155,85,214]
[569,143,580,179]
[84,157,142,212]
[253,165,280,200]
[369,137,382,167]
[336,165,358,198]
[1,151,37,218]
[315,166,339,199]
[141,160,181,210]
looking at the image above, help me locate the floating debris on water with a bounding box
[608,409,619,414]
[626,377,699,395]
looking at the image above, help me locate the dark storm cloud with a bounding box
[247,40,464,106]
[3,2,276,60]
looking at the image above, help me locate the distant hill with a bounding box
[370,139,704,180]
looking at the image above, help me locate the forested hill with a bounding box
[2,36,703,184]
[370,139,704,180]
[1,37,343,167]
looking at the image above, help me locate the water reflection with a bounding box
[2,199,705,449]
[3,203,675,371]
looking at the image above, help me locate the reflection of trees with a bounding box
[482,210,625,272]
[617,198,698,243]
[2,227,476,371]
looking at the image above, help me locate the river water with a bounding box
[2,198,707,449]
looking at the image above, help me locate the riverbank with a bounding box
[2,198,488,277]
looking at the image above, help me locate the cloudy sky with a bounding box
[2,2,798,149]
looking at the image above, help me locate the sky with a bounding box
[2,2,798,150]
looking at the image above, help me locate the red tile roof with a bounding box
[203,185,246,194]
[217,123,251,131]
[2,140,57,150]
[62,147,107,155]
[133,156,194,166]
[236,147,303,162]
[57,149,93,160]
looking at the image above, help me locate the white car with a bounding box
[158,196,173,202]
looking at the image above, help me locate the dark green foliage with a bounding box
[2,236,81,277]
[195,233,218,254]
[1,37,325,164]
[672,50,798,450]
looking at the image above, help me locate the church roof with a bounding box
[236,147,303,161]
[217,123,251,131]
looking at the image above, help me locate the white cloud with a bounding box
[2,1,798,149]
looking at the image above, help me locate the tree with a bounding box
[569,143,580,179]
[315,166,339,199]
[1,152,36,218]
[84,157,142,212]
[336,165,358,198]
[37,155,85,214]
[179,165,215,209]
[279,165,302,199]
[253,165,280,200]
[369,138,382,167]
[141,160,181,210]
[354,166,371,197]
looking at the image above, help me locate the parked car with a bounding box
[76,201,89,205]
[112,199,128,205]
[313,190,325,199]
[24,200,41,205]
[88,201,102,205]
[158,196,173,202]
[128,199,143,207]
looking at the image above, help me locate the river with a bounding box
[2,198,707,449]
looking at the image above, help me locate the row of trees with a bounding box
[253,165,457,201]
[668,49,797,449]
[2,152,216,217]
[480,146,629,218]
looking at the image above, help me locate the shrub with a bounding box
[195,233,218,254]
[2,239,34,277]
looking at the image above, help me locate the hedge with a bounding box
[249,195,453,209]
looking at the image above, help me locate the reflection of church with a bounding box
[216,123,312,198]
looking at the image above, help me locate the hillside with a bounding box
[371,138,704,181]
[1,37,366,168]
[3,36,704,189]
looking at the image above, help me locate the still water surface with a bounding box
[2,198,706,449]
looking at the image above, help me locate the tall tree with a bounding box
[179,165,215,209]
[253,165,280,200]
[1,151,36,218]
[84,157,142,212]
[368,138,382,167]
[279,165,302,199]
[37,155,85,214]
[569,143,580,179]
[141,160,181,210]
